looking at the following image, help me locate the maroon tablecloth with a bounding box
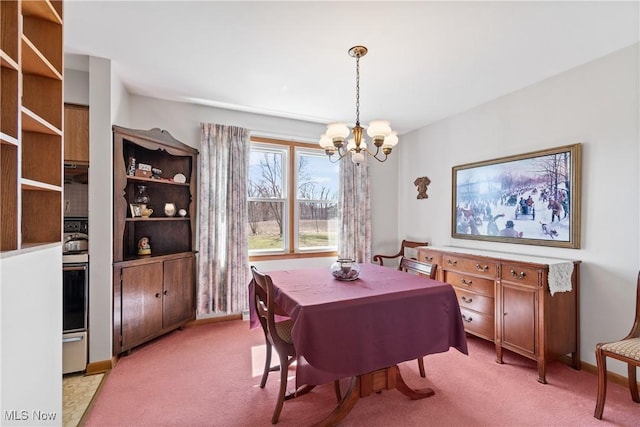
[249,263,468,386]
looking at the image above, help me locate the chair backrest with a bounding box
[626,271,640,339]
[373,239,429,267]
[399,256,437,279]
[250,266,292,350]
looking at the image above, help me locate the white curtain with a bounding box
[338,157,372,263]
[197,123,250,315]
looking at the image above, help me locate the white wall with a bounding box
[1,246,62,425]
[398,44,640,376]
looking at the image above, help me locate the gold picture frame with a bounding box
[129,203,142,218]
[452,143,581,248]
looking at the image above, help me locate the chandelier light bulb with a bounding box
[326,122,350,141]
[382,131,399,148]
[319,134,333,149]
[366,120,392,139]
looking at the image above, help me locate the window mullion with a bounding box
[289,145,296,253]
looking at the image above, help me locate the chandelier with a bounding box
[319,45,398,164]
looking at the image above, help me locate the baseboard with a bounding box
[85,356,117,374]
[188,313,242,326]
[563,356,639,390]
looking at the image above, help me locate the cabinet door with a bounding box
[64,104,89,164]
[501,283,536,356]
[121,262,163,348]
[163,256,195,328]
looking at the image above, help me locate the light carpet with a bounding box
[84,320,639,426]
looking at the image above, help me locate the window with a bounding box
[248,137,340,257]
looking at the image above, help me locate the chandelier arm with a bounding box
[327,146,352,163]
[364,147,389,163]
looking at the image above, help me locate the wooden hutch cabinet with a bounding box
[418,246,580,383]
[112,126,198,355]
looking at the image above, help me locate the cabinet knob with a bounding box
[155,293,161,298]
[510,269,526,279]
[461,278,473,286]
[447,259,457,266]
[461,314,472,323]
[163,290,168,295]
[461,296,473,304]
[475,264,489,272]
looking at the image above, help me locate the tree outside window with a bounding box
[248,138,339,255]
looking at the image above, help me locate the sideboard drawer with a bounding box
[417,249,441,266]
[442,255,498,279]
[500,263,541,287]
[454,287,493,316]
[445,271,495,297]
[459,307,494,339]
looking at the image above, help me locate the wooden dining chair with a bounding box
[373,239,429,269]
[399,256,437,378]
[250,266,312,424]
[594,271,640,419]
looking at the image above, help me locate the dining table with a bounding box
[249,262,468,426]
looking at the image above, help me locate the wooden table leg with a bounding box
[313,365,434,427]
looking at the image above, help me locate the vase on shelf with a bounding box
[134,185,150,205]
[164,203,176,217]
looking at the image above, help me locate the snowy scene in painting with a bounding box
[453,148,574,243]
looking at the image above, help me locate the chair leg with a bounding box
[418,357,426,378]
[334,379,342,402]
[628,363,639,403]
[260,341,272,388]
[271,351,289,424]
[594,347,608,419]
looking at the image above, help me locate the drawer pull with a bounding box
[461,314,473,323]
[447,259,458,266]
[460,278,473,286]
[424,256,433,262]
[475,263,489,272]
[461,296,473,304]
[510,269,526,280]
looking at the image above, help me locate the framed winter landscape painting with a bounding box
[451,143,581,248]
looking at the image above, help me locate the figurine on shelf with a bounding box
[137,237,151,256]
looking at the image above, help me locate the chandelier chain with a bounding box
[355,54,360,126]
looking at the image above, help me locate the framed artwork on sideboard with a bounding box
[452,143,581,248]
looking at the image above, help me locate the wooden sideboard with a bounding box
[417,246,580,383]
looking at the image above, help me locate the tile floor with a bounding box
[62,373,104,427]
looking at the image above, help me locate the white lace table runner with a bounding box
[548,262,574,296]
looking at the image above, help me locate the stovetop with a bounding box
[63,218,88,264]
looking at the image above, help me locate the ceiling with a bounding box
[63,1,639,135]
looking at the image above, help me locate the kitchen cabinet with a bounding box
[417,246,580,383]
[64,103,89,164]
[1,0,63,252]
[112,126,198,355]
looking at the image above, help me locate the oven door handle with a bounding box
[63,265,87,272]
[63,335,84,343]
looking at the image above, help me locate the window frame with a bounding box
[248,136,339,260]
